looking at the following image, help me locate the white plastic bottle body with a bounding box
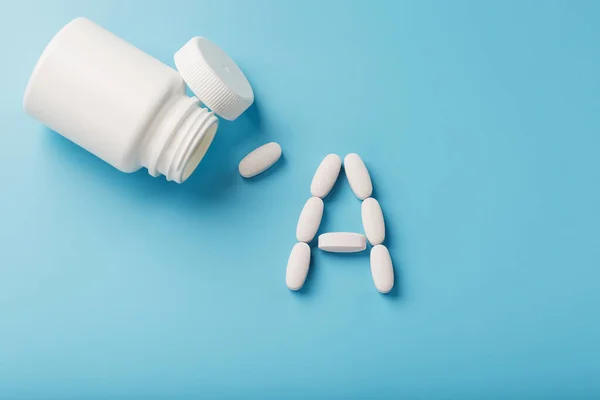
[24,17,218,183]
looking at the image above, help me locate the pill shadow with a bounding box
[382,264,402,300]
[293,245,319,296]
[357,164,404,301]
[367,163,378,201]
[316,203,331,237]
[379,202,404,302]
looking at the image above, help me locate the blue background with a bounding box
[1,0,599,398]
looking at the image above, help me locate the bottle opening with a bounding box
[181,121,218,181]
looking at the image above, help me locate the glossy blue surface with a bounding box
[1,1,599,398]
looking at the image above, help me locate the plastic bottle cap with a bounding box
[174,37,254,121]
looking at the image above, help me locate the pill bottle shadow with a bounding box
[179,100,265,201]
[43,127,174,197]
[44,100,265,208]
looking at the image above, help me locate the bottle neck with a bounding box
[142,94,218,183]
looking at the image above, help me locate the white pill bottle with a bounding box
[24,17,254,183]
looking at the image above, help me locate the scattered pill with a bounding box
[296,197,324,243]
[310,153,342,198]
[361,197,385,245]
[344,153,373,200]
[370,245,394,293]
[286,242,311,291]
[238,142,282,178]
[318,232,367,253]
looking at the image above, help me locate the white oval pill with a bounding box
[344,153,373,200]
[370,245,394,294]
[318,232,367,253]
[361,197,385,245]
[238,142,282,178]
[286,242,311,291]
[296,197,324,243]
[310,154,342,198]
